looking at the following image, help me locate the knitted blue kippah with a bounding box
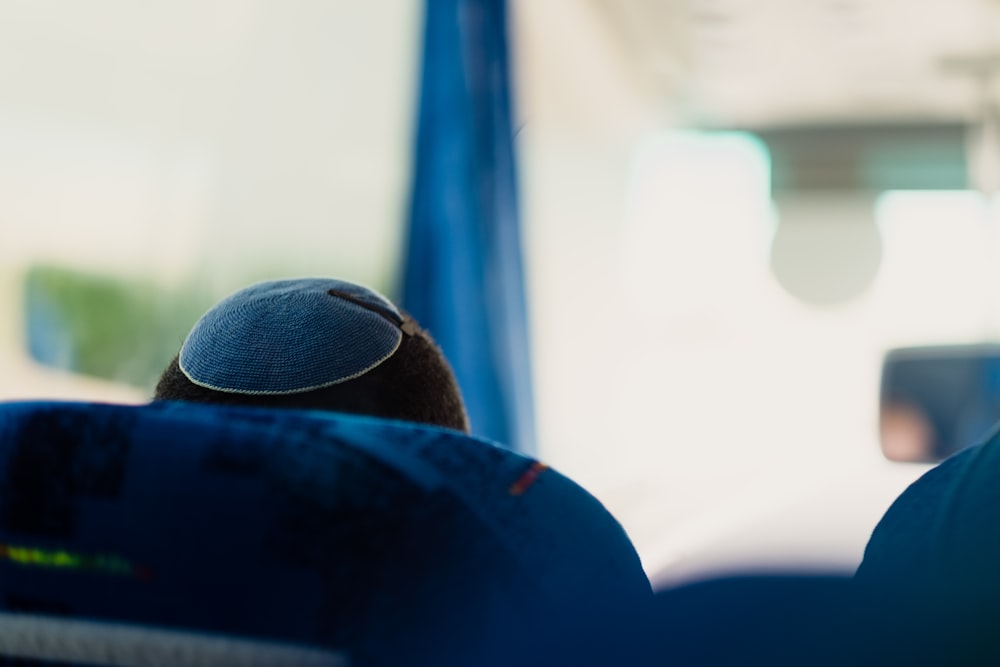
[179,278,406,395]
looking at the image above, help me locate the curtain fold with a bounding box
[401,0,535,455]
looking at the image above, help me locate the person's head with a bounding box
[154,278,469,432]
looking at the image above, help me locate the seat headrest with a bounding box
[0,400,650,666]
[542,575,975,667]
[857,430,1000,599]
[643,576,943,667]
[856,427,1000,661]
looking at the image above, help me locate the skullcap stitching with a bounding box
[179,278,404,395]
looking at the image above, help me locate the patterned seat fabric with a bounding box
[0,401,650,667]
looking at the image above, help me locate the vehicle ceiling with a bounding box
[514,0,1000,134]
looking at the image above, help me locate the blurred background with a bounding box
[5,0,1000,585]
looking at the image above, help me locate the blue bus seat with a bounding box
[642,575,947,666]
[0,400,650,666]
[856,427,1000,663]
[539,574,957,667]
[857,431,1000,595]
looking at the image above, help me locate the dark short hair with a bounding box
[154,316,470,433]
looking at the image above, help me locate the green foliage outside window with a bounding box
[24,265,212,392]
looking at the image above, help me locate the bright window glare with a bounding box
[0,2,418,401]
[871,190,996,342]
[529,132,996,583]
[621,132,773,315]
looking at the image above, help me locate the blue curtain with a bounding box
[401,0,535,455]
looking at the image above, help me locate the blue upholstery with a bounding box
[538,575,959,667]
[0,401,650,666]
[855,425,1000,663]
[640,576,944,667]
[857,431,1000,595]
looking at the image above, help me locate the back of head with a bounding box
[154,278,469,432]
